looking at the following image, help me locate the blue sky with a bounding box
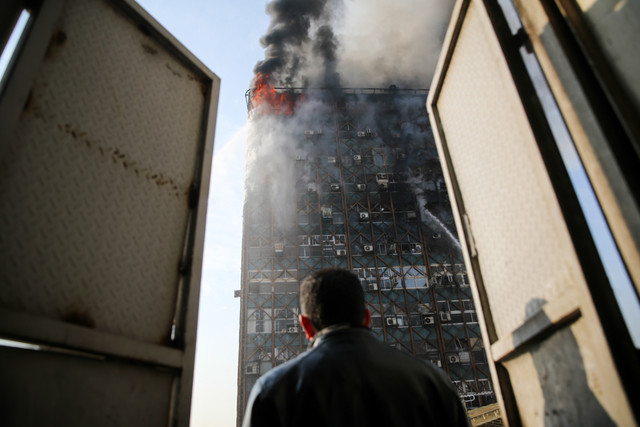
[134,1,269,425]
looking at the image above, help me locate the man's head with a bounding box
[298,268,371,339]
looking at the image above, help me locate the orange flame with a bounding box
[251,73,299,115]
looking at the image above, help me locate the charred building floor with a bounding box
[236,84,497,424]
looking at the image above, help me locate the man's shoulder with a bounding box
[254,349,313,390]
[358,336,460,388]
[356,333,431,363]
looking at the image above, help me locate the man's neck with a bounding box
[310,323,363,348]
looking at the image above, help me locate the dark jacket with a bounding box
[242,326,471,427]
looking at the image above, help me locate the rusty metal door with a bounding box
[0,0,219,425]
[428,0,639,425]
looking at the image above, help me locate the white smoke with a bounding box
[334,0,455,87]
[245,115,301,229]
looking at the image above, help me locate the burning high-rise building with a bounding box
[235,0,495,424]
[236,82,496,423]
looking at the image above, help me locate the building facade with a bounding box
[237,87,495,423]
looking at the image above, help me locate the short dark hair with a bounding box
[300,268,365,331]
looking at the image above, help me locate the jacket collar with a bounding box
[311,324,372,348]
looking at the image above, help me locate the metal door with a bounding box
[0,0,219,425]
[428,0,639,425]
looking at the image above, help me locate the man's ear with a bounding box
[299,314,317,340]
[362,308,372,328]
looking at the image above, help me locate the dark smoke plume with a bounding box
[252,0,454,89]
[253,0,331,87]
[313,25,341,90]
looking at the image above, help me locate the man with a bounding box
[242,268,471,427]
